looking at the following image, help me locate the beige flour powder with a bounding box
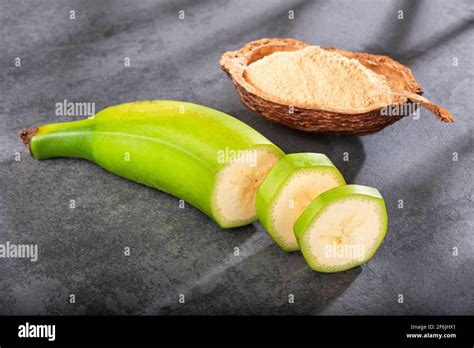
[244,46,394,110]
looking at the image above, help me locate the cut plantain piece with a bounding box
[294,185,388,273]
[256,153,346,252]
[213,148,282,226]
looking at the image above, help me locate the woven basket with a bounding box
[220,38,424,135]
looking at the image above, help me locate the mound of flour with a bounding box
[244,46,394,110]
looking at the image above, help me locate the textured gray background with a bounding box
[0,0,473,315]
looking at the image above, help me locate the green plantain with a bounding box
[20,100,284,228]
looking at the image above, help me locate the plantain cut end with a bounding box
[19,127,38,153]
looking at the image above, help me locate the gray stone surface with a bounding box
[0,0,473,315]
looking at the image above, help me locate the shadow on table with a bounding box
[363,0,474,65]
[149,242,362,315]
